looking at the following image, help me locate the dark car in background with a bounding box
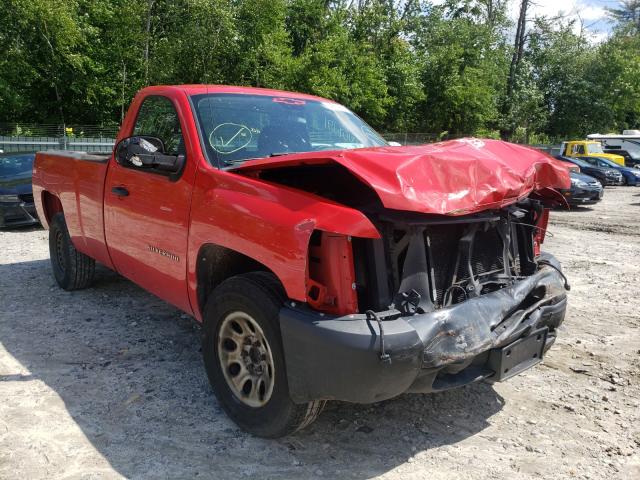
[579,156,640,186]
[559,171,603,206]
[555,155,624,186]
[0,153,39,228]
[603,148,640,169]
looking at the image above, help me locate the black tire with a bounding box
[49,213,95,290]
[202,272,324,438]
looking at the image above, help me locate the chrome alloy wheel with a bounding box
[217,311,275,408]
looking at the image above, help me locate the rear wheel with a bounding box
[49,213,95,290]
[202,272,324,437]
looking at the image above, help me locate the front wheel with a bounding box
[202,272,324,438]
[49,213,95,290]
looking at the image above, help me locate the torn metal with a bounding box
[232,138,571,215]
[279,197,568,403]
[280,258,567,404]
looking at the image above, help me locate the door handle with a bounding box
[111,186,129,197]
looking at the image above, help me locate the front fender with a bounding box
[187,168,380,318]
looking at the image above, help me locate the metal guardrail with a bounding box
[0,123,118,154]
[0,126,561,155]
[0,136,115,153]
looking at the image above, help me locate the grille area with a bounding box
[352,203,541,313]
[374,212,533,310]
[428,223,506,305]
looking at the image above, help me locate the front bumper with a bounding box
[280,254,568,404]
[0,201,39,228]
[605,175,624,186]
[563,185,603,205]
[628,175,640,186]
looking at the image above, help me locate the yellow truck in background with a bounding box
[560,140,626,166]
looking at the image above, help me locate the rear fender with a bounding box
[39,191,63,229]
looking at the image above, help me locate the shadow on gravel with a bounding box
[0,258,503,479]
[567,206,595,212]
[0,224,43,233]
[553,206,596,213]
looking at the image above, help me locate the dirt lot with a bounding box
[1,187,639,480]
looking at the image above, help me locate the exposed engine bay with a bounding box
[254,162,555,316]
[231,140,570,401]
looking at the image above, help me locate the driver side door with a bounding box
[104,95,195,313]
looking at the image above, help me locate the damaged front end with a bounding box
[233,139,570,404]
[279,199,568,404]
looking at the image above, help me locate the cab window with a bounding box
[133,96,184,155]
[572,144,585,155]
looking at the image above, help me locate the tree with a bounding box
[412,1,508,134]
[608,0,640,33]
[0,0,638,139]
[501,0,529,139]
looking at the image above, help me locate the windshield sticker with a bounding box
[272,97,306,105]
[209,123,253,154]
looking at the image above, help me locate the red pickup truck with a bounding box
[33,85,570,437]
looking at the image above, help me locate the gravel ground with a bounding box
[1,187,639,480]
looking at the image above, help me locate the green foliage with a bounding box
[607,0,640,33]
[0,0,638,140]
[411,2,509,134]
[525,17,640,138]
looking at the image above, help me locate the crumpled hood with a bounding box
[233,138,571,215]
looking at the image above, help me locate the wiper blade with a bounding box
[223,158,248,165]
[223,151,301,166]
[269,151,301,157]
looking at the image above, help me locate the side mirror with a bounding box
[115,136,184,174]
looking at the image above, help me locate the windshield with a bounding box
[595,157,617,168]
[191,93,387,166]
[0,154,34,177]
[569,157,590,168]
[587,143,604,154]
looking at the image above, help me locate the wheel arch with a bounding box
[195,243,283,316]
[40,191,64,227]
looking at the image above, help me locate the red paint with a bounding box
[41,191,63,224]
[32,152,114,269]
[306,232,358,315]
[33,85,569,321]
[104,88,198,313]
[186,163,378,313]
[533,208,550,257]
[233,139,571,215]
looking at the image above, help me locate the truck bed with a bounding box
[33,150,113,268]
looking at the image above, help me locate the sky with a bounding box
[513,0,618,42]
